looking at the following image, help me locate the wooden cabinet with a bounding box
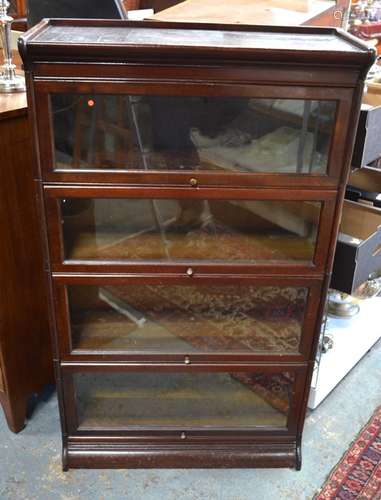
[0,78,53,433]
[19,19,374,470]
[151,0,351,27]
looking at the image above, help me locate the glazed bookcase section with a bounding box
[34,84,353,188]
[73,371,291,431]
[62,364,308,469]
[53,277,323,362]
[44,187,337,274]
[49,92,337,175]
[60,197,321,264]
[67,284,306,356]
[62,364,306,435]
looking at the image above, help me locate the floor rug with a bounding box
[105,284,300,413]
[315,405,381,500]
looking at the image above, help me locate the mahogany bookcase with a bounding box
[19,19,374,470]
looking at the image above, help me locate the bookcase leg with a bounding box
[296,436,302,471]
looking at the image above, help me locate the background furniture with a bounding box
[124,0,181,11]
[8,0,352,32]
[0,51,52,433]
[349,0,381,55]
[20,19,373,470]
[8,0,26,16]
[27,0,127,28]
[151,0,351,27]
[308,295,381,409]
[8,0,27,31]
[332,167,381,294]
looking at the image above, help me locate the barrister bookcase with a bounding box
[19,19,374,470]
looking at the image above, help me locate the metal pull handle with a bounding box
[186,268,194,277]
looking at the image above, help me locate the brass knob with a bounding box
[181,432,186,440]
[184,356,191,365]
[189,178,198,187]
[186,268,194,277]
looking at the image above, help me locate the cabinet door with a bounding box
[45,186,336,275]
[53,275,323,362]
[34,82,353,188]
[62,365,307,436]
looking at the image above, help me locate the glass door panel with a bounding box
[51,94,336,175]
[60,198,321,264]
[73,371,294,430]
[67,284,308,354]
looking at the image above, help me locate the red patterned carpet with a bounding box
[316,405,381,500]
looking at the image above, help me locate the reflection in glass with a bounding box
[61,198,321,263]
[51,94,336,174]
[68,284,307,354]
[74,371,293,429]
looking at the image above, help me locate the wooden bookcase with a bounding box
[19,19,374,470]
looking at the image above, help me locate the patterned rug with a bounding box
[315,405,381,500]
[104,284,298,413]
[105,284,305,354]
[67,220,314,263]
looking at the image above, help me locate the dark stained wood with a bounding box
[0,62,53,431]
[123,0,180,11]
[141,0,182,12]
[19,19,373,69]
[20,20,374,469]
[11,18,28,32]
[64,441,298,469]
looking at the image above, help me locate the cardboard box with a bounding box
[331,168,381,293]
